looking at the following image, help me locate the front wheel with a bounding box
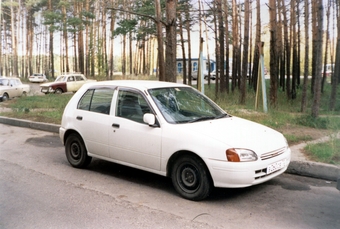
[65,133,92,168]
[55,88,63,94]
[2,93,9,101]
[171,155,212,201]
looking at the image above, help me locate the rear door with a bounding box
[73,87,115,158]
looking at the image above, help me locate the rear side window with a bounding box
[78,88,114,115]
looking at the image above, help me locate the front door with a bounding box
[109,89,162,171]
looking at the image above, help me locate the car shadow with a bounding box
[87,159,176,195]
[85,158,263,201]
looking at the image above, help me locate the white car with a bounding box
[60,80,291,200]
[0,77,30,101]
[40,73,96,94]
[28,73,47,83]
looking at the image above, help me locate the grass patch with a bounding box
[0,94,73,124]
[285,134,314,145]
[304,138,340,165]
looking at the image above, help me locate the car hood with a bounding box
[184,116,287,154]
[40,82,63,87]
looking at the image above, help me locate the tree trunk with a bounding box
[311,0,324,118]
[240,0,250,104]
[329,0,339,111]
[301,0,310,112]
[291,0,297,100]
[223,0,230,94]
[48,0,55,78]
[252,0,261,92]
[10,2,19,77]
[185,7,192,86]
[269,0,278,107]
[217,0,225,93]
[231,0,239,92]
[155,0,165,81]
[281,0,290,99]
[322,1,331,93]
[178,13,187,84]
[165,0,177,82]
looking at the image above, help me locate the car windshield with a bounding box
[149,87,228,124]
[55,76,66,82]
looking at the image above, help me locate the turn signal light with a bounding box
[226,149,240,162]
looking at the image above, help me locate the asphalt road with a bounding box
[1,124,340,229]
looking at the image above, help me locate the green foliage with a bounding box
[0,94,73,124]
[114,19,138,36]
[67,17,84,32]
[304,138,340,165]
[43,11,62,32]
[295,115,329,129]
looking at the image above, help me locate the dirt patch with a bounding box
[278,124,331,145]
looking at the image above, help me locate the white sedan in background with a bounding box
[0,77,30,101]
[28,73,47,83]
[60,80,291,200]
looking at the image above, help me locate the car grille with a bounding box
[254,167,282,180]
[260,147,287,160]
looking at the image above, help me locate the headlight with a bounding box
[226,148,258,162]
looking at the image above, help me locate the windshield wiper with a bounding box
[214,113,230,119]
[188,116,216,123]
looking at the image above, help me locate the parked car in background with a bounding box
[29,73,47,83]
[0,77,30,102]
[322,64,334,77]
[40,73,96,94]
[60,80,291,200]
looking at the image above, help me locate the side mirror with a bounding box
[143,113,158,127]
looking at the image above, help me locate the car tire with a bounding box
[65,133,92,168]
[2,93,9,101]
[55,88,63,94]
[171,155,212,201]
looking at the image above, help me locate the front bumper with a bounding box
[41,87,55,94]
[207,147,291,188]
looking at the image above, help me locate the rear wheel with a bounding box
[171,155,212,201]
[65,133,92,168]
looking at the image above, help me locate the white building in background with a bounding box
[176,57,215,79]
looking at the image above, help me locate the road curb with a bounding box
[1,115,339,182]
[287,160,340,181]
[0,116,60,133]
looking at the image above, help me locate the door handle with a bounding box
[112,123,120,128]
[76,116,83,120]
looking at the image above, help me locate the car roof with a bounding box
[87,80,191,91]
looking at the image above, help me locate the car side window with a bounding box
[116,90,151,123]
[9,79,17,86]
[76,75,84,81]
[68,76,75,82]
[78,88,114,115]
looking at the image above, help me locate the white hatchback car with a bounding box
[60,80,291,200]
